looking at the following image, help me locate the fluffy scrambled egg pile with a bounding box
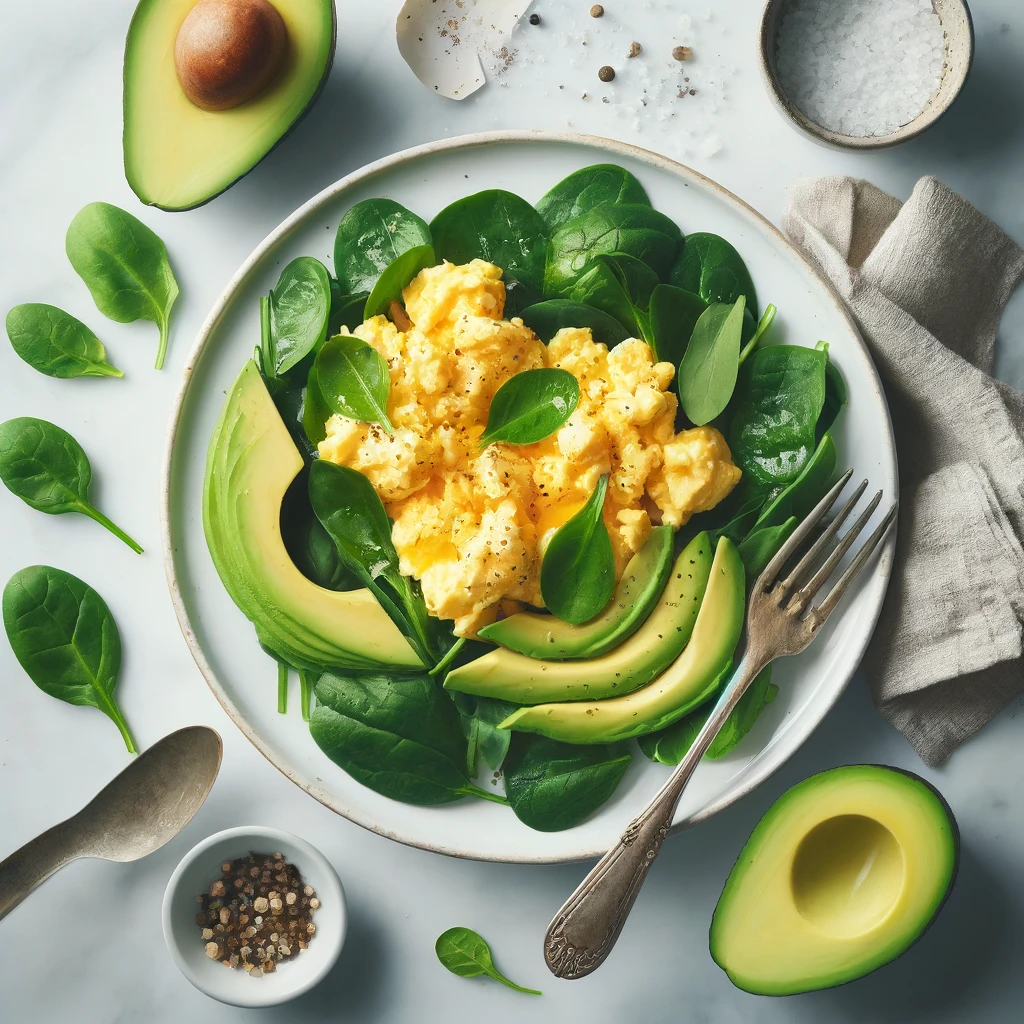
[318,260,741,636]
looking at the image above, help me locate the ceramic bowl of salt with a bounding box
[759,0,974,150]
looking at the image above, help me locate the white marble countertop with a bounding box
[2,1,1023,1021]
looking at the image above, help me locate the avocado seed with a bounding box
[175,0,288,112]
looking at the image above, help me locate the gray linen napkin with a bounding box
[783,176,1024,766]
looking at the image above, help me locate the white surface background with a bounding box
[1,1,1022,1021]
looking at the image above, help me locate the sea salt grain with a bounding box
[774,0,947,138]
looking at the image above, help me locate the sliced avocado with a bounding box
[203,359,422,672]
[500,537,744,744]
[477,526,675,659]
[124,0,336,210]
[445,533,713,704]
[711,765,959,995]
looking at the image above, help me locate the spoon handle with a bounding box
[0,819,77,921]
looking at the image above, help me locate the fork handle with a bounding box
[543,649,770,979]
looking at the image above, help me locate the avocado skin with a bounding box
[710,764,960,996]
[123,0,337,211]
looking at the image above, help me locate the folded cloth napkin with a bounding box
[783,176,1024,767]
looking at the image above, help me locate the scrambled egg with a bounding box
[318,259,741,636]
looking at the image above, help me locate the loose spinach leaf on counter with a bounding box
[315,335,394,434]
[264,257,332,377]
[310,671,507,805]
[0,417,143,553]
[540,474,615,625]
[519,299,628,346]
[334,198,432,296]
[430,190,549,294]
[65,201,179,370]
[6,303,123,380]
[435,927,542,995]
[544,203,682,296]
[364,244,436,321]
[739,303,777,365]
[3,565,136,752]
[678,295,745,426]
[670,232,758,316]
[537,163,650,232]
[328,288,371,335]
[503,735,632,832]
[479,368,579,447]
[647,283,707,367]
[309,460,440,666]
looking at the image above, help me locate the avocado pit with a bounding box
[175,0,289,111]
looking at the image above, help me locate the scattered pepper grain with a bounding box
[673,45,693,61]
[598,65,615,82]
[627,41,642,58]
[529,12,540,25]
[590,4,604,16]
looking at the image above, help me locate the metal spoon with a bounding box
[0,725,222,921]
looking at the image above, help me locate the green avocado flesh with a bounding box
[445,532,713,705]
[711,765,959,996]
[124,0,336,210]
[499,537,744,744]
[203,360,421,672]
[477,526,674,659]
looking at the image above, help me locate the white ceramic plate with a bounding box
[162,132,897,864]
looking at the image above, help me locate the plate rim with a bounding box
[160,129,897,864]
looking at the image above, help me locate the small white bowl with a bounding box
[162,826,346,1007]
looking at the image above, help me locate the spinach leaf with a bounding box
[565,253,658,341]
[260,365,319,461]
[310,671,506,804]
[669,232,757,316]
[333,198,432,296]
[301,361,333,447]
[298,669,319,722]
[6,304,122,380]
[451,692,520,776]
[678,296,745,426]
[519,299,628,346]
[479,368,579,447]
[364,244,436,321]
[430,190,549,294]
[3,565,136,752]
[265,257,332,377]
[817,342,848,441]
[736,517,798,579]
[328,289,370,335]
[65,202,179,370]
[435,927,541,995]
[755,431,837,532]
[314,334,394,434]
[540,474,615,625]
[501,276,541,320]
[0,417,142,553]
[536,163,650,232]
[503,735,631,832]
[647,283,707,366]
[544,203,682,297]
[308,460,438,666]
[739,303,777,365]
[729,344,827,502]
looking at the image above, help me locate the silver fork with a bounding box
[543,470,897,980]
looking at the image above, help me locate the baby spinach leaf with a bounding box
[565,253,658,341]
[65,202,179,370]
[452,692,521,776]
[729,344,827,502]
[737,517,798,579]
[670,232,758,316]
[536,163,650,232]
[308,460,438,666]
[435,927,541,995]
[739,303,777,365]
[3,565,136,752]
[540,474,615,625]
[315,335,394,435]
[519,299,629,346]
[755,431,837,533]
[430,190,549,294]
[334,198,432,296]
[329,289,371,335]
[364,244,436,321]
[266,257,332,377]
[310,671,506,805]
[503,735,632,832]
[817,343,848,441]
[479,368,579,447]
[501,276,542,319]
[647,283,707,367]
[544,203,682,297]
[301,362,333,447]
[0,417,142,553]
[678,296,745,426]
[6,303,122,380]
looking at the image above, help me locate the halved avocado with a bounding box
[711,765,959,995]
[500,537,744,744]
[124,0,336,210]
[477,526,675,659]
[203,359,421,671]
[445,533,713,705]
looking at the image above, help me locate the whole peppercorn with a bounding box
[529,13,540,25]
[673,45,693,61]
[627,41,642,58]
[590,5,604,17]
[598,65,615,82]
